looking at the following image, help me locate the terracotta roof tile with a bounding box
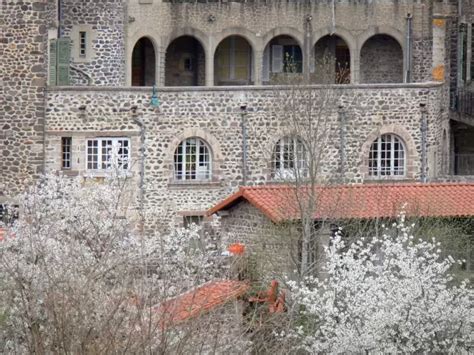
[154,280,249,326]
[208,183,474,222]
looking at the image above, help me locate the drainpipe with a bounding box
[420,103,428,183]
[405,13,413,83]
[240,104,248,186]
[132,112,145,231]
[57,0,62,38]
[338,105,346,182]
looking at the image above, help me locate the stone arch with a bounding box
[360,125,418,179]
[164,35,206,86]
[312,26,357,53]
[261,27,304,50]
[164,27,209,53]
[214,35,254,85]
[266,131,309,179]
[166,128,224,182]
[262,30,304,83]
[357,26,405,51]
[211,27,259,56]
[169,128,224,160]
[360,26,406,83]
[131,36,158,86]
[360,33,404,83]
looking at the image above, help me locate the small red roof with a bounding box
[154,280,249,326]
[208,183,474,222]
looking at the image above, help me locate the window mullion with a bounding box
[390,135,395,175]
[377,138,381,177]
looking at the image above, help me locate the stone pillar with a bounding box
[432,17,447,82]
[205,48,214,86]
[253,50,263,85]
[157,45,166,87]
[351,46,360,84]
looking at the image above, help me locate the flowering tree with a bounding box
[287,214,473,354]
[0,173,247,353]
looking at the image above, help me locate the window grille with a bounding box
[61,137,72,169]
[368,134,406,177]
[86,138,130,171]
[79,31,87,57]
[272,136,308,179]
[174,138,211,181]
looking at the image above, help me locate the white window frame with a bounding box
[368,134,406,177]
[174,138,211,181]
[85,137,130,172]
[272,136,308,180]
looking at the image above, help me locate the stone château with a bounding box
[1,0,473,227]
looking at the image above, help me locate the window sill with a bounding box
[83,170,134,178]
[364,176,411,183]
[57,170,79,177]
[168,180,222,189]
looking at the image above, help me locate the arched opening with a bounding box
[360,34,403,83]
[313,35,350,84]
[165,36,205,87]
[263,35,302,84]
[214,36,253,86]
[131,37,156,86]
[368,134,406,177]
[174,137,212,181]
[272,136,308,180]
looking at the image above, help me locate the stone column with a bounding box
[157,45,166,87]
[253,50,263,85]
[205,48,214,86]
[351,45,360,84]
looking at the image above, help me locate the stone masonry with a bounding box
[44,83,445,227]
[1,0,471,229]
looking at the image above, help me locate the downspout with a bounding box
[420,103,428,183]
[338,105,346,182]
[57,0,61,38]
[240,105,248,186]
[405,13,413,83]
[132,112,145,231]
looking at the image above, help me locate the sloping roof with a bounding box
[154,280,249,326]
[208,183,474,223]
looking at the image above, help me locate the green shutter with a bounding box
[57,38,71,86]
[49,39,57,86]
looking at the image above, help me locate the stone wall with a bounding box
[360,35,404,84]
[127,0,436,85]
[218,200,298,281]
[60,0,126,86]
[44,83,446,227]
[0,0,51,202]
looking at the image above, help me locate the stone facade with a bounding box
[59,0,126,86]
[44,83,445,228]
[0,0,50,203]
[1,0,472,227]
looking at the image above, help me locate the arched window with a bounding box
[174,138,211,181]
[369,134,406,177]
[272,136,308,179]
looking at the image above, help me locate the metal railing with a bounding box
[454,153,474,175]
[452,88,474,117]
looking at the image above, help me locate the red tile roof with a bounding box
[208,183,474,222]
[154,280,250,326]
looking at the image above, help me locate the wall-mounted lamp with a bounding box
[150,84,160,108]
[305,14,313,22]
[208,14,216,23]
